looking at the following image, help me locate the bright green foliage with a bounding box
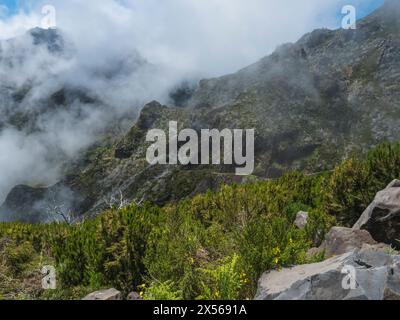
[51,203,160,294]
[324,142,400,226]
[324,157,371,226]
[1,142,400,300]
[0,238,55,300]
[366,142,400,189]
[3,241,35,275]
[198,255,244,300]
[238,215,309,287]
[0,174,335,299]
[142,280,183,300]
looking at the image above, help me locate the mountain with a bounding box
[0,27,155,222]
[1,1,400,222]
[0,27,147,132]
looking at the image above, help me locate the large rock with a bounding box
[82,288,122,300]
[353,180,400,247]
[255,246,400,300]
[315,227,378,258]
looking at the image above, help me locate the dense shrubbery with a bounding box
[1,142,400,300]
[325,142,400,225]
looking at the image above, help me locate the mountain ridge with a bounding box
[1,1,400,222]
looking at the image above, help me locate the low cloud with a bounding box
[0,0,382,207]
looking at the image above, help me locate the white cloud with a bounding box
[0,0,380,206]
[1,0,349,76]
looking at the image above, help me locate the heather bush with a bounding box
[323,142,400,226]
[2,142,400,299]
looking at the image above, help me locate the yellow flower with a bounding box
[273,247,281,255]
[274,257,279,265]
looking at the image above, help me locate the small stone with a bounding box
[127,292,143,300]
[294,211,309,229]
[83,288,122,300]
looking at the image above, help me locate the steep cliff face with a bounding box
[188,1,400,175]
[1,2,400,222]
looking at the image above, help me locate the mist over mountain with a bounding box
[0,0,399,222]
[0,26,187,209]
[4,1,400,304]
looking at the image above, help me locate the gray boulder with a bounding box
[353,180,400,247]
[312,227,379,258]
[83,288,122,300]
[294,211,309,229]
[255,246,400,300]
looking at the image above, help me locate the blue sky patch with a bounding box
[0,0,386,25]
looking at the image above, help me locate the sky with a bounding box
[335,0,384,19]
[0,0,387,77]
[1,0,18,15]
[1,0,385,22]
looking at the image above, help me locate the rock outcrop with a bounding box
[255,246,400,300]
[353,180,400,248]
[82,288,122,300]
[310,227,380,258]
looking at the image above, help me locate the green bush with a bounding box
[197,255,244,300]
[305,208,336,246]
[323,142,400,226]
[142,280,183,300]
[50,203,160,294]
[144,204,204,299]
[238,215,309,290]
[3,141,400,300]
[3,241,35,275]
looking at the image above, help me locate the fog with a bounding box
[0,0,383,206]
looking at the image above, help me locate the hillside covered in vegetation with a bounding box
[1,142,399,300]
[2,1,400,223]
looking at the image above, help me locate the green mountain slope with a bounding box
[1,1,400,222]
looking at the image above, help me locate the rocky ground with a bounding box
[255,179,400,300]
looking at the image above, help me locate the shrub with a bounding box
[3,241,35,275]
[144,204,204,299]
[324,157,371,226]
[238,215,309,291]
[142,280,183,300]
[197,254,244,300]
[305,208,336,246]
[366,142,400,189]
[50,203,160,294]
[5,142,400,300]
[323,142,400,226]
